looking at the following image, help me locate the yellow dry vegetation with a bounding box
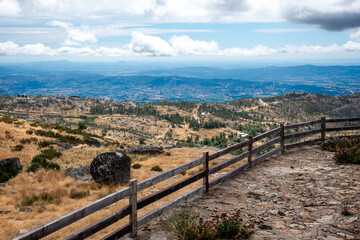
[0,117,244,239]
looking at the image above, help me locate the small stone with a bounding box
[271,221,286,229]
[289,223,306,230]
[258,224,273,230]
[18,229,28,234]
[269,209,278,215]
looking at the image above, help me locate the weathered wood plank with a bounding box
[280,123,285,154]
[209,151,250,174]
[284,119,322,130]
[100,223,131,240]
[325,126,360,132]
[14,187,131,240]
[253,127,281,142]
[321,117,326,141]
[285,138,322,150]
[209,162,250,188]
[326,117,360,123]
[137,172,205,210]
[284,129,321,140]
[64,206,131,240]
[137,157,203,192]
[203,152,209,193]
[252,147,281,165]
[252,137,280,154]
[129,180,138,238]
[137,186,205,227]
[209,139,250,160]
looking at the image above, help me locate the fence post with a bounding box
[321,117,326,142]
[129,179,138,238]
[280,123,285,154]
[248,136,253,167]
[203,151,209,193]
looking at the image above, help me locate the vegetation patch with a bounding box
[0,166,19,183]
[321,137,360,164]
[27,148,61,172]
[151,166,163,172]
[132,163,142,169]
[162,209,253,240]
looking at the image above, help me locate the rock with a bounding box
[0,210,11,215]
[0,157,21,183]
[90,152,131,185]
[65,166,90,180]
[86,140,102,148]
[18,229,28,234]
[122,145,164,155]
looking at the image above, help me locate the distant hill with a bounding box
[0,63,359,102]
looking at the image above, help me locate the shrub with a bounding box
[151,166,163,172]
[341,206,353,216]
[0,166,19,183]
[0,116,14,124]
[162,209,252,240]
[333,147,360,164]
[132,163,142,169]
[27,148,62,172]
[78,121,87,130]
[26,130,33,135]
[20,138,32,144]
[11,144,24,152]
[139,137,145,145]
[38,140,51,148]
[321,136,360,164]
[165,151,171,156]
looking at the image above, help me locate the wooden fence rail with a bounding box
[14,117,360,240]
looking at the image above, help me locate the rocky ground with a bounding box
[128,145,360,240]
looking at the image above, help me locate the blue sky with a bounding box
[0,0,360,64]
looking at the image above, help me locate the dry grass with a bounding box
[0,115,249,239]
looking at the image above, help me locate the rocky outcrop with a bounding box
[90,152,131,185]
[65,166,90,180]
[121,145,164,155]
[0,157,21,183]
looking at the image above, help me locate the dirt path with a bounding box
[124,146,360,240]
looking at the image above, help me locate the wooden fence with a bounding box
[14,117,360,240]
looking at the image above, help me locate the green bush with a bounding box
[27,148,61,172]
[26,130,33,135]
[151,166,163,172]
[321,136,360,164]
[162,209,252,240]
[0,166,19,183]
[132,163,142,169]
[11,144,24,152]
[165,151,171,156]
[38,140,51,148]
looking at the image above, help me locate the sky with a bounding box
[0,0,360,64]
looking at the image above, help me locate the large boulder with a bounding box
[122,145,164,155]
[90,152,131,185]
[0,157,21,183]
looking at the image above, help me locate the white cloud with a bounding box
[254,28,313,33]
[223,45,277,56]
[170,35,218,55]
[1,32,360,57]
[0,41,56,55]
[49,20,97,45]
[129,32,174,56]
[350,28,360,41]
[0,0,20,16]
[0,41,19,55]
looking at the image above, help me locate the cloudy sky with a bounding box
[0,0,360,63]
